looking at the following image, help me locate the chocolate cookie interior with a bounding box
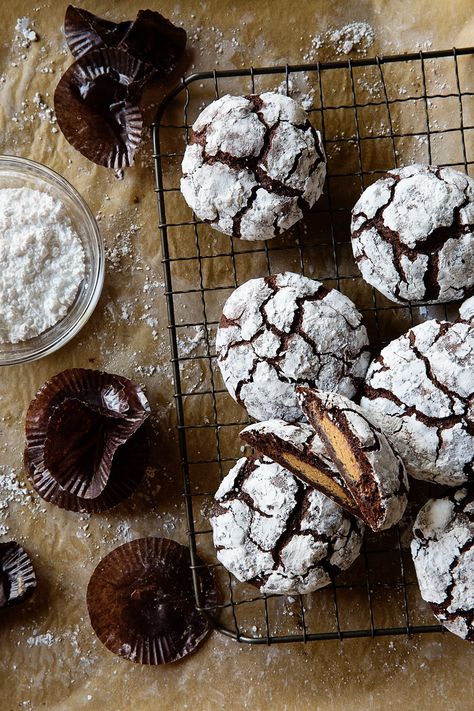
[87,538,217,664]
[298,388,384,529]
[240,422,359,516]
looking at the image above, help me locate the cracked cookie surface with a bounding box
[216,272,371,422]
[361,314,474,486]
[411,487,474,640]
[210,455,364,595]
[298,388,409,531]
[351,164,474,304]
[181,92,326,241]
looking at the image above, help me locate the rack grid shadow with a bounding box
[152,47,474,644]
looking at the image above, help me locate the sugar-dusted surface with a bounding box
[210,456,364,594]
[412,488,474,640]
[361,315,474,485]
[351,165,474,304]
[216,272,370,422]
[181,92,326,240]
[0,187,85,343]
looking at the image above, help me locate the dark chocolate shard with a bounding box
[54,48,146,169]
[24,369,150,512]
[118,10,187,77]
[64,5,132,59]
[87,538,217,664]
[0,542,36,608]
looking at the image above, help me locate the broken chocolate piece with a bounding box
[0,542,36,608]
[64,5,132,59]
[54,48,145,169]
[240,419,360,517]
[297,388,409,531]
[24,369,150,512]
[87,538,217,664]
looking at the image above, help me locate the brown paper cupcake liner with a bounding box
[64,6,186,78]
[25,428,149,514]
[54,49,146,169]
[64,5,132,59]
[24,369,150,510]
[0,542,36,608]
[118,9,187,78]
[87,538,217,664]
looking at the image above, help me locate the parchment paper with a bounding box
[0,2,473,710]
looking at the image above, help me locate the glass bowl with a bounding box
[0,156,104,365]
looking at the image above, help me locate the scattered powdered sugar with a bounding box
[303,21,375,61]
[329,22,375,55]
[15,18,38,47]
[0,187,85,343]
[26,631,59,647]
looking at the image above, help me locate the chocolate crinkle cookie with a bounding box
[216,272,370,422]
[298,388,409,531]
[361,309,474,486]
[351,164,474,304]
[181,92,326,240]
[210,456,364,595]
[411,487,474,641]
[240,419,360,517]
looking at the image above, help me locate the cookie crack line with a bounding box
[363,383,471,434]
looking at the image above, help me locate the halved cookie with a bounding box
[297,388,409,531]
[240,419,360,517]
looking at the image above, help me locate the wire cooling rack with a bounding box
[152,47,474,644]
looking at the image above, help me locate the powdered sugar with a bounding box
[181,93,326,241]
[0,187,85,343]
[361,317,474,485]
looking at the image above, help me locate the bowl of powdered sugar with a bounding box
[0,156,104,365]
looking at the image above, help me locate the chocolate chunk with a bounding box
[0,542,36,608]
[24,369,150,512]
[87,538,217,664]
[54,48,145,169]
[64,5,132,59]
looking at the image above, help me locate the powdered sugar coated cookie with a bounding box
[361,317,474,485]
[411,488,474,640]
[181,92,326,241]
[351,164,474,304]
[210,456,364,595]
[216,272,370,422]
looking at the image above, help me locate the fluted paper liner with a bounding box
[87,538,217,665]
[64,5,132,59]
[54,48,146,169]
[0,542,36,608]
[24,369,150,511]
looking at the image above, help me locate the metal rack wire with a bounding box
[152,47,474,644]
